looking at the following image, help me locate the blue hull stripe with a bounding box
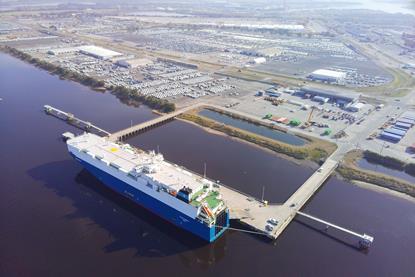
[71,153,229,242]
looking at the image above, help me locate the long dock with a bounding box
[296,211,374,248]
[108,103,205,141]
[45,103,374,248]
[44,105,110,136]
[217,158,339,240]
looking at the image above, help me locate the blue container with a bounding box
[384,128,406,137]
[397,118,415,126]
[380,131,402,142]
[395,122,412,130]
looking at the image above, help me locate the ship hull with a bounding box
[70,153,229,242]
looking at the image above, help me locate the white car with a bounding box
[268,218,278,225]
[265,224,274,232]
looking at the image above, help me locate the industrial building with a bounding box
[312,96,329,103]
[116,58,153,69]
[308,69,346,83]
[78,45,122,60]
[348,102,365,112]
[296,87,358,105]
[47,47,79,55]
[249,57,266,64]
[156,58,198,69]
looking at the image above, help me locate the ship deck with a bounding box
[68,133,222,209]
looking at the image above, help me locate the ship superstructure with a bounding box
[67,133,229,242]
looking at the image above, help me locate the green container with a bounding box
[323,128,332,135]
[289,119,301,126]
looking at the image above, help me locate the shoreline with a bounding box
[3,46,413,201]
[180,114,415,200]
[353,181,415,204]
[0,46,176,113]
[178,110,337,163]
[177,116,318,169]
[338,150,415,199]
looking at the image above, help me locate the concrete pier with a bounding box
[46,103,374,247]
[216,158,339,240]
[44,105,110,136]
[108,103,205,141]
[296,211,374,248]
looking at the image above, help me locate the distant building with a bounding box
[312,96,329,103]
[402,63,415,70]
[348,102,365,112]
[156,58,198,69]
[296,87,359,105]
[256,48,282,57]
[47,47,79,55]
[249,57,266,64]
[308,69,346,83]
[402,33,415,49]
[116,58,153,69]
[78,45,122,60]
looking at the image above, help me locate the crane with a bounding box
[302,106,316,129]
[307,106,316,123]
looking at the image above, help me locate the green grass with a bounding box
[338,150,415,198]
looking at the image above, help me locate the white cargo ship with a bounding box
[66,132,230,242]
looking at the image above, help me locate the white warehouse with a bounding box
[78,45,122,60]
[116,58,153,69]
[308,69,346,83]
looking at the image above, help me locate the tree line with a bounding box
[1,46,175,113]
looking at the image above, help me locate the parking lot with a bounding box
[221,88,376,139]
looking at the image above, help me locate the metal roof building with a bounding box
[308,69,346,83]
[116,58,153,68]
[297,87,359,104]
[78,45,122,60]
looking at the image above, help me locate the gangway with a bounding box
[296,211,374,248]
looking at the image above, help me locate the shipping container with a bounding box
[380,131,402,142]
[402,111,415,121]
[384,127,406,137]
[393,125,410,131]
[312,96,329,103]
[395,122,412,130]
[397,118,415,126]
[384,128,406,136]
